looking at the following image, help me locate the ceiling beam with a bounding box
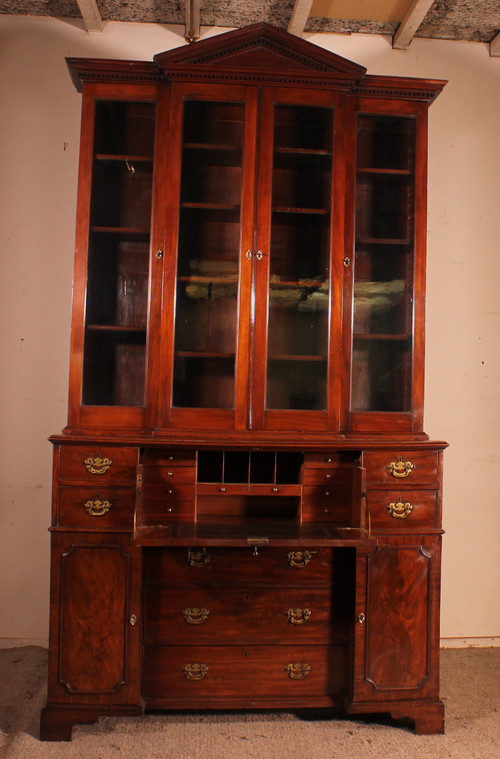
[75,0,103,33]
[393,0,434,50]
[288,0,314,37]
[490,31,500,57]
[185,0,201,43]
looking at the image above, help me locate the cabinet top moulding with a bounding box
[66,23,446,102]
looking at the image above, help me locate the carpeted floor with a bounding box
[0,646,498,758]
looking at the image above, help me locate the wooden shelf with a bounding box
[357,167,411,176]
[91,226,150,236]
[86,324,147,334]
[94,153,153,162]
[273,207,329,215]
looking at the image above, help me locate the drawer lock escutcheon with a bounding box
[286,608,312,625]
[286,663,311,680]
[183,607,210,625]
[387,499,413,519]
[187,548,211,567]
[287,550,314,568]
[183,663,208,680]
[387,457,415,478]
[84,453,112,475]
[84,495,111,517]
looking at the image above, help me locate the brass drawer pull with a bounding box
[84,494,111,517]
[183,663,208,680]
[287,550,314,568]
[187,547,211,567]
[387,457,415,478]
[286,663,311,680]
[387,499,413,519]
[84,453,112,475]
[183,607,209,625]
[286,608,311,625]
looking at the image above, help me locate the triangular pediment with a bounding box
[154,23,366,82]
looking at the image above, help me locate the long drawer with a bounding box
[143,644,347,702]
[144,587,341,645]
[144,547,334,588]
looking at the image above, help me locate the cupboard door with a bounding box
[159,84,258,430]
[350,100,428,433]
[46,533,142,705]
[252,88,346,432]
[68,84,166,430]
[352,536,441,702]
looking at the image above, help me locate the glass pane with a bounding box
[266,105,332,411]
[352,115,415,412]
[82,101,156,406]
[173,100,244,409]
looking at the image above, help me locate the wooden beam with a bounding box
[75,0,103,33]
[288,0,314,37]
[185,0,201,43]
[490,31,500,57]
[393,0,434,50]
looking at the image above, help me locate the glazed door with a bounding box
[68,83,167,429]
[349,100,428,433]
[252,88,345,431]
[159,84,258,430]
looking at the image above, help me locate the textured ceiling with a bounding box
[1,0,499,44]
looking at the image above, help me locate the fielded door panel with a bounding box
[47,533,142,705]
[352,536,442,702]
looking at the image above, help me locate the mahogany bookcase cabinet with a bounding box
[40,24,448,741]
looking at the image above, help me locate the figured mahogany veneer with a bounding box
[41,23,447,741]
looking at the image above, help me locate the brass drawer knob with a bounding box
[183,607,209,625]
[387,457,415,478]
[286,663,311,680]
[84,453,112,475]
[187,547,211,567]
[286,608,311,625]
[287,550,314,568]
[387,499,413,519]
[84,494,111,517]
[183,663,208,680]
